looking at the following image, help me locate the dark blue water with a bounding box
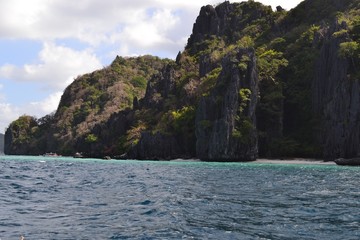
[0,156,359,239]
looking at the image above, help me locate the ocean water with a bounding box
[0,156,359,239]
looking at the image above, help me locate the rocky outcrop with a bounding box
[4,116,40,155]
[126,132,183,160]
[187,4,224,50]
[128,62,196,160]
[334,157,360,166]
[74,109,133,158]
[196,48,259,161]
[141,64,177,110]
[313,22,360,160]
[187,1,273,52]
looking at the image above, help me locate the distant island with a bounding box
[4,0,360,161]
[0,133,4,154]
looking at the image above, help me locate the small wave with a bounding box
[142,209,157,215]
[307,189,339,197]
[139,200,152,205]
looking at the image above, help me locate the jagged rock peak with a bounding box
[186,1,274,52]
[187,1,232,48]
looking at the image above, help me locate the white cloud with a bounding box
[0,103,20,133]
[0,41,102,133]
[0,0,222,55]
[29,91,62,114]
[0,91,62,133]
[117,8,181,56]
[0,85,4,102]
[0,0,172,46]
[0,1,303,57]
[256,0,303,10]
[0,42,102,91]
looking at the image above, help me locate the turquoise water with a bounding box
[0,155,359,239]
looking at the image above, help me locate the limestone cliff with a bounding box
[313,21,360,160]
[124,59,198,160]
[196,49,258,161]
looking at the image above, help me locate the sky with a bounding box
[0,0,303,134]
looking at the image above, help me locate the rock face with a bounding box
[74,109,133,158]
[187,4,225,49]
[0,133,4,154]
[141,64,177,109]
[196,49,259,161]
[313,22,360,160]
[127,132,183,160]
[187,2,273,52]
[128,62,196,160]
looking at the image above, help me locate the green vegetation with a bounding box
[232,117,254,144]
[56,55,170,151]
[9,115,38,144]
[119,121,147,153]
[231,87,254,143]
[6,56,170,155]
[339,41,359,58]
[199,67,222,96]
[257,48,288,82]
[170,106,196,134]
[238,88,252,113]
[131,76,147,89]
[85,134,98,143]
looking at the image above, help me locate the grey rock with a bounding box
[313,22,360,160]
[141,64,177,110]
[76,109,132,158]
[199,53,220,78]
[195,48,259,161]
[187,2,233,53]
[128,132,182,160]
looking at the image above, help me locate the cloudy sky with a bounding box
[0,0,303,133]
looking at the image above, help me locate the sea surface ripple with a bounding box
[0,155,359,239]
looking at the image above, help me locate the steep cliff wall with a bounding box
[313,21,360,160]
[196,49,258,161]
[124,60,198,160]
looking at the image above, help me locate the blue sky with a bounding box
[0,0,303,133]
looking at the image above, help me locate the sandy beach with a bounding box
[255,159,336,165]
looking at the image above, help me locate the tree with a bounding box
[339,41,360,71]
[338,41,359,58]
